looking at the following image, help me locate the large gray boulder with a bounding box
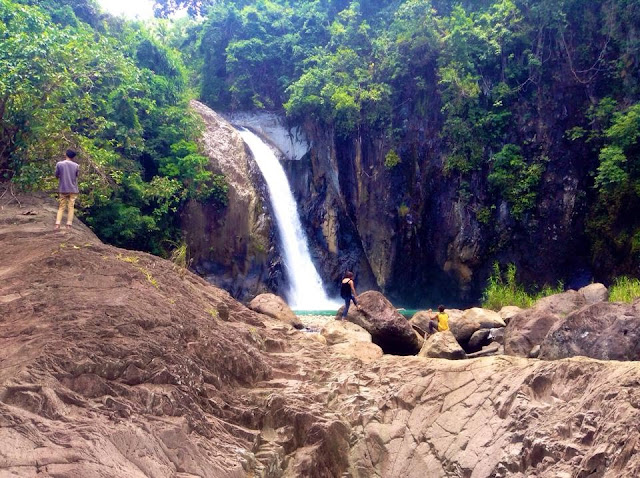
[339,291,423,355]
[504,289,588,357]
[539,300,640,361]
[248,293,303,329]
[532,289,583,315]
[467,329,493,352]
[504,309,561,357]
[498,306,523,324]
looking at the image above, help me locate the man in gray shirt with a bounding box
[55,149,79,230]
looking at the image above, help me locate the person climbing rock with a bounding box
[54,149,79,230]
[340,271,361,318]
[428,305,449,334]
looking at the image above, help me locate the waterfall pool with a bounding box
[295,309,419,332]
[294,309,418,318]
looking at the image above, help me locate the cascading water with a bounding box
[239,128,340,310]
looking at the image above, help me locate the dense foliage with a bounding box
[482,262,563,310]
[3,0,639,289]
[1,0,227,255]
[178,0,639,282]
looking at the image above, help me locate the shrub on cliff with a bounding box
[482,262,563,310]
[609,277,640,303]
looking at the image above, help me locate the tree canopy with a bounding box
[1,0,227,255]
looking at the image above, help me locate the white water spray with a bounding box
[239,129,340,310]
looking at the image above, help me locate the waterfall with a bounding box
[239,128,339,310]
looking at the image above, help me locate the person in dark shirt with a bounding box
[340,271,361,318]
[54,149,79,230]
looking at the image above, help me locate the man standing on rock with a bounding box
[54,149,79,230]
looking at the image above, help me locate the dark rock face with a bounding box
[185,101,276,302]
[289,115,596,306]
[284,123,378,293]
[186,100,599,308]
[339,291,422,355]
[539,301,640,361]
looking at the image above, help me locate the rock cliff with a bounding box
[2,195,640,477]
[290,120,591,306]
[184,101,276,302]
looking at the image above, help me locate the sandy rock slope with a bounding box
[1,195,639,478]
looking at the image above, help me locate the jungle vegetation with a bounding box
[2,0,639,282]
[1,0,227,255]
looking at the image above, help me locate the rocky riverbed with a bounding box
[2,195,640,477]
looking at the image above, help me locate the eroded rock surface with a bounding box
[347,355,640,478]
[2,197,640,478]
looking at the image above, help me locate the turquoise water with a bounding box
[293,310,337,316]
[294,309,419,318]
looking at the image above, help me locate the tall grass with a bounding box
[609,276,640,303]
[169,241,190,275]
[481,262,563,310]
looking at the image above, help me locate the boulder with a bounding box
[498,306,523,324]
[339,291,422,355]
[409,310,434,337]
[539,301,640,361]
[489,327,505,344]
[321,320,372,346]
[330,342,384,363]
[578,283,609,304]
[248,293,303,329]
[450,308,506,345]
[467,329,492,352]
[532,289,585,316]
[418,331,467,360]
[504,289,591,357]
[410,308,464,337]
[504,308,561,357]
